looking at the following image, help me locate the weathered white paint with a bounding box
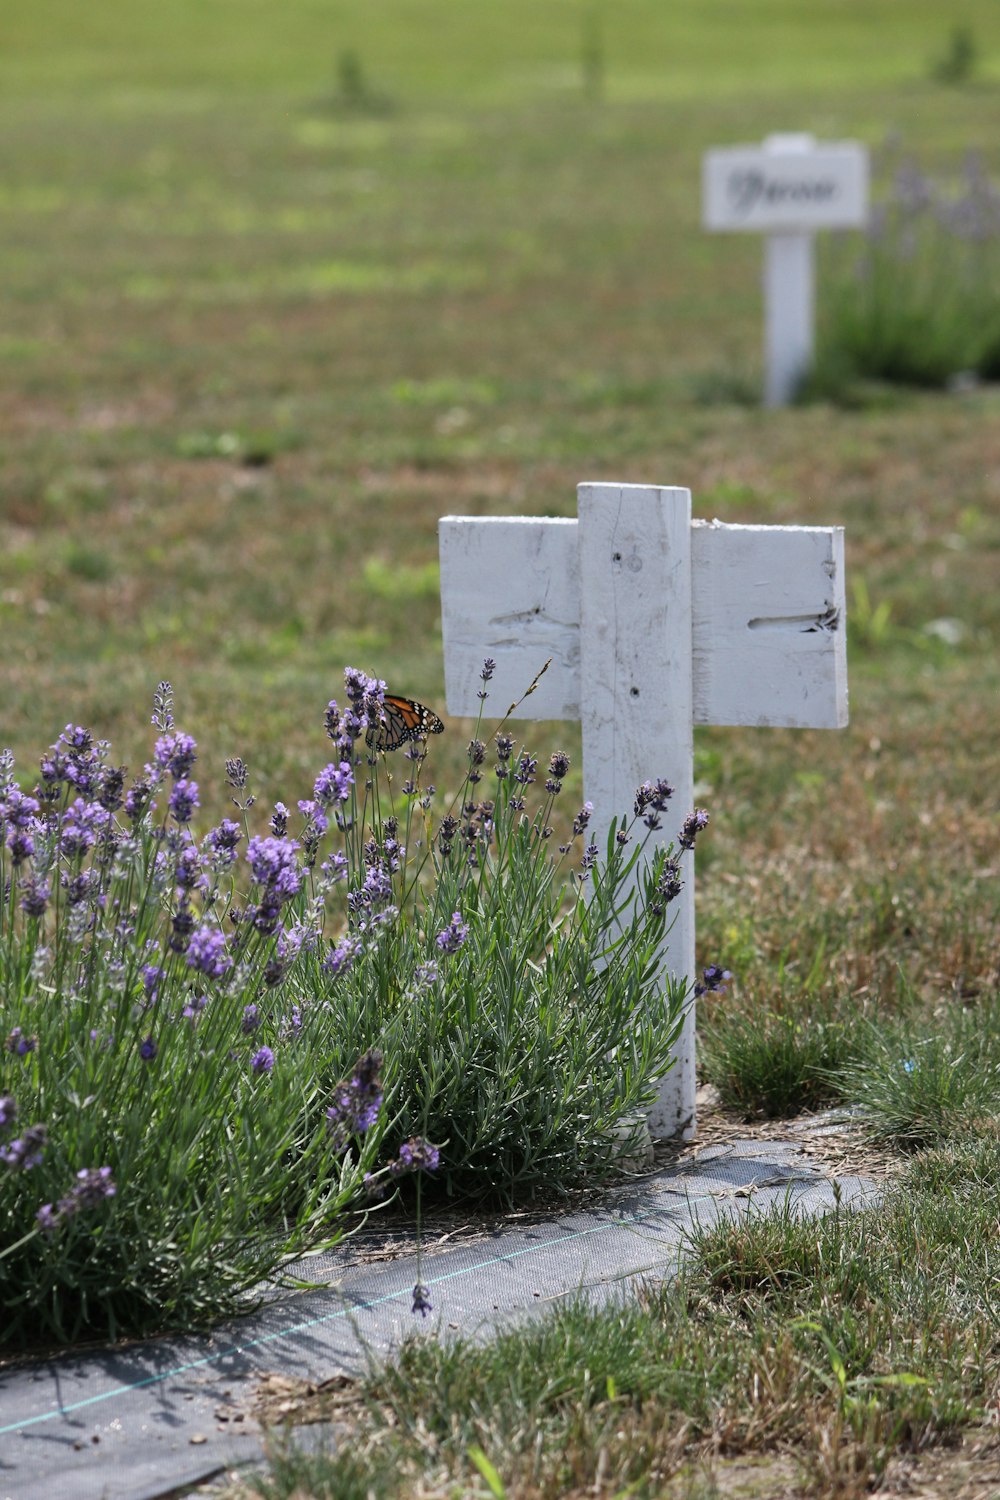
[703,134,869,406]
[440,518,847,729]
[577,484,696,1139]
[439,483,848,1140]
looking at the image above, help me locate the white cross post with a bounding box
[703,134,869,406]
[439,482,848,1139]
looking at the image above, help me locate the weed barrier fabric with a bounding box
[0,1142,879,1500]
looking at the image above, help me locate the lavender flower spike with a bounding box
[435,911,468,954]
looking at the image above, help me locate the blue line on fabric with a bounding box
[0,1188,720,1436]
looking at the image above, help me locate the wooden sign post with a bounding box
[439,483,848,1139]
[703,134,869,406]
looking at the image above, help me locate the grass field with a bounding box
[2,1,999,1492]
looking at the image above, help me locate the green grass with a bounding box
[239,1139,1000,1499]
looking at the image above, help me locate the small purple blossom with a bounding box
[326,1050,383,1147]
[5,1028,37,1057]
[572,801,594,838]
[0,1095,17,1132]
[37,1165,116,1234]
[1,786,40,829]
[635,778,674,831]
[242,1003,261,1034]
[435,911,468,955]
[20,877,50,918]
[185,924,232,980]
[204,819,242,868]
[579,842,599,879]
[324,934,363,978]
[168,778,200,824]
[251,1046,274,1075]
[678,809,710,850]
[514,753,537,786]
[155,732,197,778]
[694,965,732,998]
[247,836,303,901]
[139,1035,158,1062]
[0,1123,47,1171]
[314,761,354,806]
[5,828,34,865]
[390,1136,441,1181]
[142,964,165,1003]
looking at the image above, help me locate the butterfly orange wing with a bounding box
[368,694,445,752]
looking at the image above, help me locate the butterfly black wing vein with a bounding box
[367,694,445,752]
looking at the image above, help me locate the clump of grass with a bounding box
[246,1144,1000,1498]
[699,994,865,1119]
[839,1000,1000,1149]
[812,146,1000,396]
[0,666,694,1349]
[930,24,979,85]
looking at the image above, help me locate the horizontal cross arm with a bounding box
[439,514,847,729]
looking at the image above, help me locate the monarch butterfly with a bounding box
[367,694,445,753]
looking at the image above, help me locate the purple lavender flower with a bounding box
[186,924,232,979]
[139,1036,158,1062]
[37,1165,116,1233]
[649,858,683,917]
[142,964,165,1003]
[168,779,199,824]
[481,657,495,682]
[514,753,537,786]
[69,1165,116,1209]
[579,842,599,879]
[412,1283,433,1317]
[124,776,154,823]
[225,756,248,791]
[0,1096,18,1132]
[97,764,126,812]
[59,797,109,856]
[155,732,197,778]
[251,1046,274,1075]
[572,801,594,839]
[0,1123,47,1170]
[1,786,40,829]
[242,1003,261,1034]
[203,822,241,870]
[6,828,34,865]
[20,877,50,918]
[5,1028,37,1057]
[694,965,732,997]
[174,842,203,890]
[546,752,570,792]
[326,1049,383,1147]
[634,778,674,831]
[435,911,468,955]
[36,1203,61,1233]
[247,836,303,901]
[413,961,439,989]
[314,761,354,806]
[678,809,710,851]
[391,1136,441,1175]
[270,803,289,837]
[321,851,348,883]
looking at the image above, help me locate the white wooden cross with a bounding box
[439,482,847,1140]
[703,134,869,406]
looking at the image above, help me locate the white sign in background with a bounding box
[703,135,870,406]
[703,141,869,234]
[440,483,848,1139]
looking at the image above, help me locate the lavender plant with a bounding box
[0,666,701,1349]
[813,146,1000,394]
